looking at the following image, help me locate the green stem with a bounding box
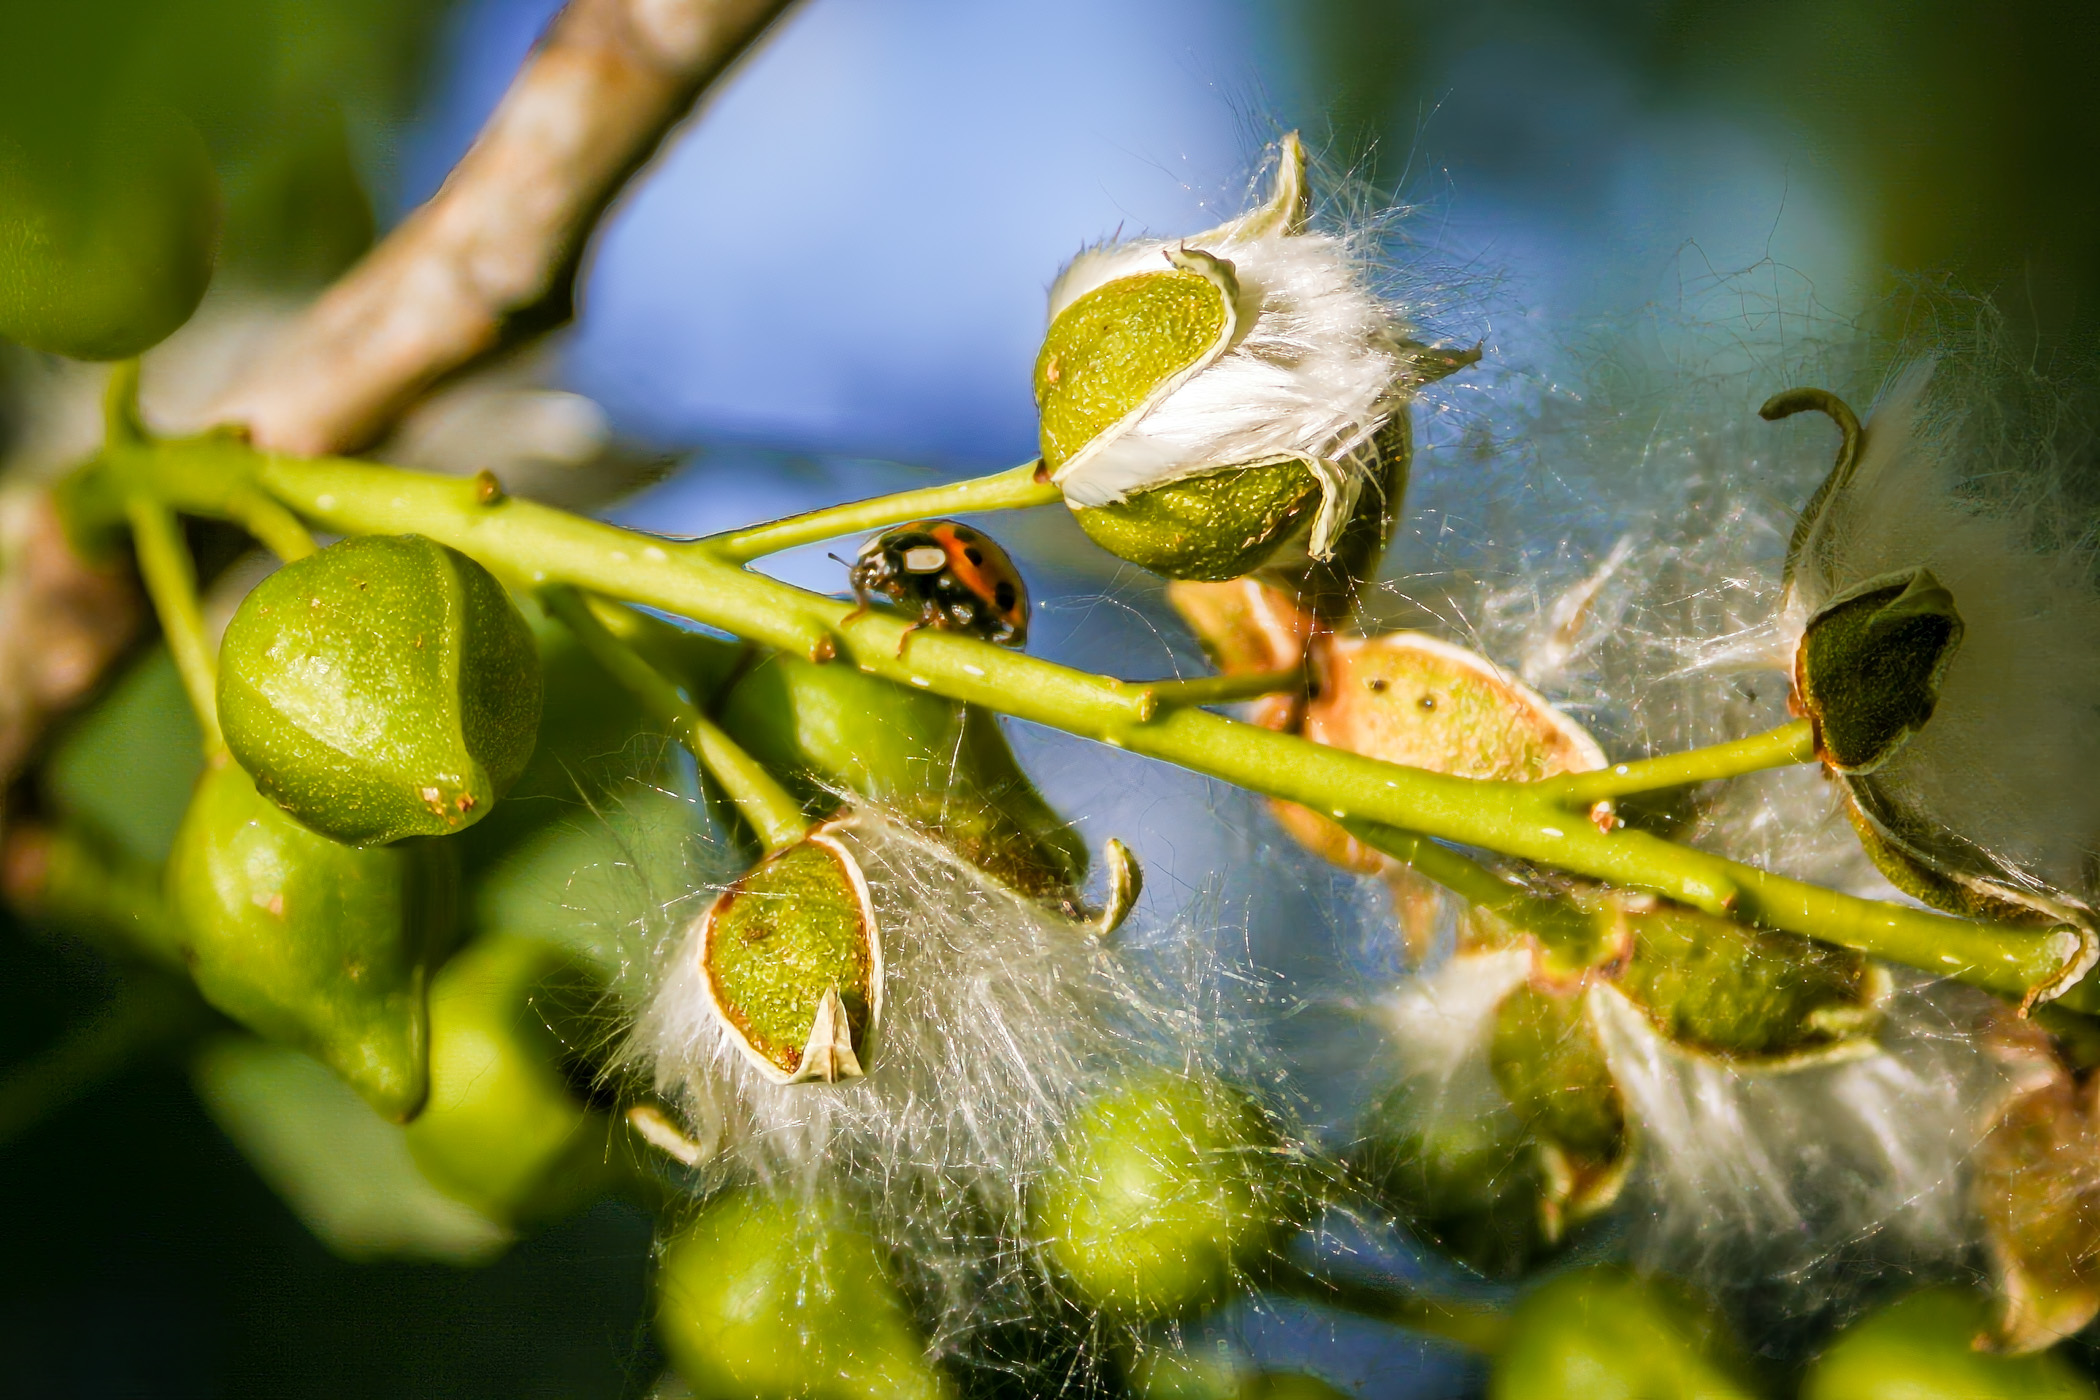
[227,485,319,561]
[1134,666,1304,718]
[125,495,222,752]
[1265,1261,1507,1355]
[1344,819,1601,957]
[542,584,810,853]
[1533,720,1816,807]
[110,438,2093,1010]
[702,459,1058,562]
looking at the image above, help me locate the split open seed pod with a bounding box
[1037,133,1464,589]
[696,823,882,1086]
[1771,365,2100,961]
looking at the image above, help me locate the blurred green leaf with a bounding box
[191,1033,513,1265]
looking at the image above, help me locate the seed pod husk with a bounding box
[1974,1061,2100,1353]
[655,1185,956,1400]
[1795,567,1964,776]
[716,650,1086,901]
[218,534,541,846]
[1489,1266,1759,1400]
[404,935,616,1227]
[1033,1066,1296,1318]
[697,827,881,1085]
[1489,980,1631,1240]
[167,759,451,1120]
[1800,1286,2098,1400]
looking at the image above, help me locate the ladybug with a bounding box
[846,519,1030,649]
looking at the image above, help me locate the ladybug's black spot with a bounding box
[994,581,1017,610]
[952,526,978,543]
[965,547,985,566]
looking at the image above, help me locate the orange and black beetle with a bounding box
[847,519,1030,648]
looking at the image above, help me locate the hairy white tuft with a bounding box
[1592,977,2016,1298]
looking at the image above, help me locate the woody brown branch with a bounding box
[210,0,801,456]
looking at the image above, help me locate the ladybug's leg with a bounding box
[843,578,874,626]
[895,597,944,657]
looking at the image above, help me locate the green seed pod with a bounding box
[655,1186,956,1400]
[1489,1266,1760,1400]
[1607,896,1883,1063]
[1354,1072,1547,1278]
[1489,982,1630,1241]
[698,828,881,1084]
[403,936,616,1227]
[167,759,451,1121]
[0,100,219,360]
[1033,1066,1294,1318]
[1132,1347,1350,1400]
[716,650,1086,900]
[218,534,541,846]
[1770,369,2100,936]
[1800,1287,2098,1400]
[1070,459,1325,584]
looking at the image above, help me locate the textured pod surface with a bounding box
[655,1186,955,1400]
[718,651,1086,900]
[404,935,615,1227]
[1800,1287,2098,1399]
[1072,458,1322,582]
[219,534,540,846]
[0,102,219,359]
[1036,253,1239,476]
[1489,1266,1758,1400]
[1608,897,1882,1062]
[1796,567,1963,775]
[167,760,449,1120]
[1034,1066,1293,1317]
[700,830,880,1083]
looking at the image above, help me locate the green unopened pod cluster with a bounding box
[1801,1287,2097,1400]
[1036,132,1466,590]
[218,534,541,846]
[1489,1265,1760,1400]
[167,760,451,1120]
[655,1185,956,1400]
[716,650,1086,901]
[698,825,881,1085]
[0,99,219,359]
[404,935,616,1227]
[1032,1065,1297,1318]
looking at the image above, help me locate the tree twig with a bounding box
[210,0,804,455]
